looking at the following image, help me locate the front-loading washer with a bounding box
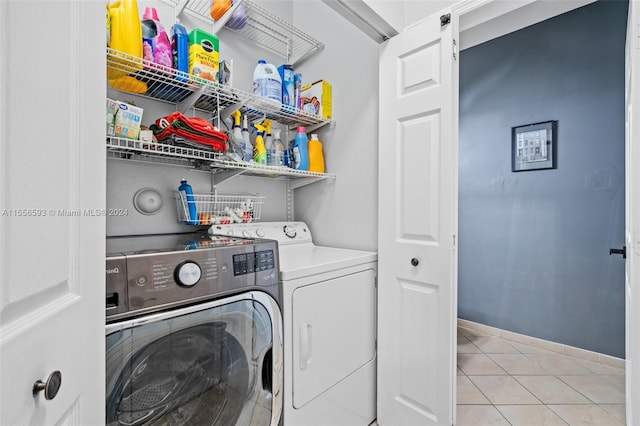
[105,232,283,426]
[211,222,377,426]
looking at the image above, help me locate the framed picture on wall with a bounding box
[512,121,557,172]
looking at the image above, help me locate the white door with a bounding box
[626,0,640,423]
[0,1,105,424]
[378,9,457,426]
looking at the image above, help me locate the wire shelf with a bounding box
[106,136,225,162]
[176,191,264,225]
[107,48,331,127]
[211,158,336,179]
[162,0,324,64]
[106,136,336,182]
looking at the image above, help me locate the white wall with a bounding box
[292,1,380,251]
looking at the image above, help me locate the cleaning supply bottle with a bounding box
[252,123,268,165]
[308,134,325,173]
[225,0,248,29]
[283,138,292,168]
[242,115,252,162]
[272,128,285,167]
[229,110,245,161]
[141,7,172,68]
[253,60,282,103]
[171,23,188,81]
[210,0,231,20]
[107,0,143,79]
[292,127,309,170]
[263,119,273,165]
[294,73,303,110]
[178,179,198,225]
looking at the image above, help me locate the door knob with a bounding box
[609,246,627,259]
[411,258,419,266]
[33,370,62,400]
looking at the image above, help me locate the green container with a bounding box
[188,29,219,83]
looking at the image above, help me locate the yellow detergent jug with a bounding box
[108,0,143,79]
[308,133,325,173]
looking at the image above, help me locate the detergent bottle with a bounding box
[242,115,252,161]
[253,60,282,103]
[252,123,268,165]
[107,0,143,79]
[292,127,309,170]
[141,7,172,68]
[178,179,198,225]
[272,129,285,166]
[308,134,325,173]
[263,119,274,165]
[171,23,189,81]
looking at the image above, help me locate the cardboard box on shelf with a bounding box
[107,99,144,140]
[301,80,332,119]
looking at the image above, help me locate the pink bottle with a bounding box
[141,7,172,68]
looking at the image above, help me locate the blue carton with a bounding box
[278,65,295,109]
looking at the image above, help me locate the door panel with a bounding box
[378,9,457,426]
[626,0,640,423]
[0,1,105,424]
[399,112,440,241]
[292,270,376,408]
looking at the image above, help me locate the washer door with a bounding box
[106,291,282,426]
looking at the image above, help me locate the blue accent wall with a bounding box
[458,0,628,358]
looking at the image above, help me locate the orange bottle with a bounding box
[210,0,231,20]
[308,133,325,173]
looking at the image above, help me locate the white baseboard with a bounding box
[457,318,625,370]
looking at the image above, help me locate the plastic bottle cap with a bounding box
[297,126,305,132]
[311,134,318,139]
[258,59,266,64]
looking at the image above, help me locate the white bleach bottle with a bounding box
[253,60,282,103]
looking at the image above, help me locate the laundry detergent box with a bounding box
[188,28,219,84]
[301,79,332,119]
[109,100,144,139]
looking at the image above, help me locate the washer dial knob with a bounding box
[242,230,252,238]
[283,225,297,239]
[175,261,202,287]
[256,229,265,237]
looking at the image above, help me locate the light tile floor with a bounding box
[457,326,626,425]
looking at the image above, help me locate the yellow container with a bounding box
[107,0,143,79]
[301,80,332,119]
[308,134,325,173]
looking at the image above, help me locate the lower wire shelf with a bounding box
[176,191,264,225]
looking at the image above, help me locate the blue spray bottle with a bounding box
[178,179,198,225]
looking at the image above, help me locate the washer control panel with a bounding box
[106,233,279,321]
[210,221,313,245]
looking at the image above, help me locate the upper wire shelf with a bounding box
[161,0,324,65]
[107,48,331,127]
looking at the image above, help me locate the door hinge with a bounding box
[440,13,451,27]
[453,39,458,61]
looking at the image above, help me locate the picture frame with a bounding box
[512,120,557,172]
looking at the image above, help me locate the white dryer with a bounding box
[211,221,377,426]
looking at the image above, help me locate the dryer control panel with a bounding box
[210,221,313,245]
